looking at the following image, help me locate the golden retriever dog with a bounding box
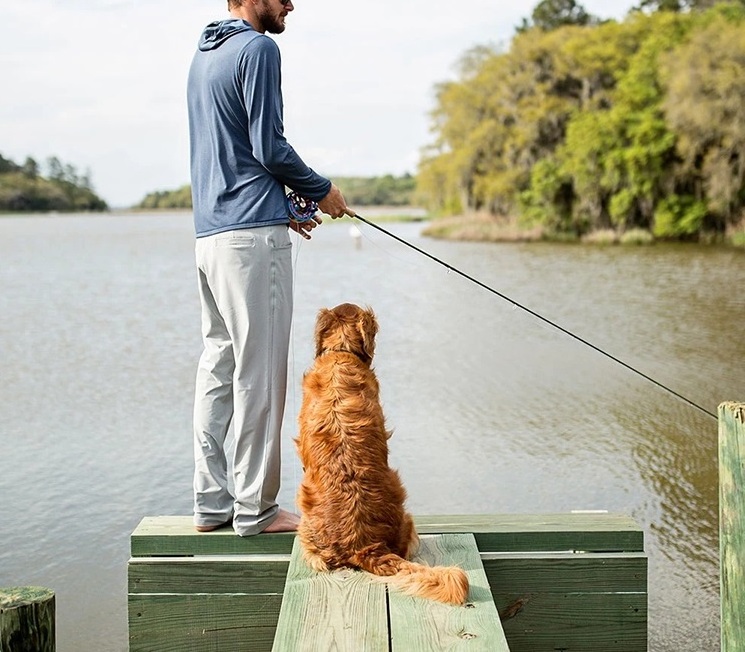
[295,303,469,605]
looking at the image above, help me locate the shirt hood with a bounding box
[198,19,254,51]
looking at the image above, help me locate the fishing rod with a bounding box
[287,193,717,421]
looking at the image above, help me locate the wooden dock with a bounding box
[128,513,647,651]
[272,532,509,651]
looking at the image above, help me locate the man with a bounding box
[187,0,352,536]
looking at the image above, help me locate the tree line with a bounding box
[135,174,417,210]
[417,1,745,241]
[0,152,108,212]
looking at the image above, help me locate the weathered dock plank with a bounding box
[387,534,510,651]
[719,401,745,652]
[129,593,281,652]
[129,522,293,652]
[128,555,290,594]
[270,537,389,652]
[130,513,642,556]
[496,591,647,652]
[130,516,295,556]
[415,513,643,552]
[482,551,647,593]
[486,551,647,651]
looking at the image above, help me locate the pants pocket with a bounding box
[269,226,292,250]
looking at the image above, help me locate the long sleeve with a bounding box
[241,37,331,201]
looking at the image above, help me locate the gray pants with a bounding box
[192,225,293,536]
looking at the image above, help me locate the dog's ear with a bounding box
[315,308,337,358]
[358,307,378,361]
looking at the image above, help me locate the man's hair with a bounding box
[227,0,243,8]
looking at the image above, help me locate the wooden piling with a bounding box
[719,401,745,652]
[0,587,55,652]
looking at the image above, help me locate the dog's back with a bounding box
[296,304,469,605]
[296,343,411,566]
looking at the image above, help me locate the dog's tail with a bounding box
[351,547,469,605]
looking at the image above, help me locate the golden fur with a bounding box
[295,303,469,605]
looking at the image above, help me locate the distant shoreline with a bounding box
[4,208,743,247]
[0,205,429,220]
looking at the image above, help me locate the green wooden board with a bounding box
[485,553,647,651]
[415,514,644,553]
[387,534,510,651]
[482,552,647,594]
[129,593,282,652]
[130,516,295,557]
[271,538,389,652]
[496,592,647,652]
[130,514,644,557]
[128,556,290,594]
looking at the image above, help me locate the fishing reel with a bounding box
[286,191,318,224]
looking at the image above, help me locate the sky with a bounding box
[0,0,638,208]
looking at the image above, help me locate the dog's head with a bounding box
[314,303,378,364]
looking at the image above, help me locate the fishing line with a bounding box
[351,212,717,421]
[351,217,422,266]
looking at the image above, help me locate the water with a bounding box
[1,212,743,651]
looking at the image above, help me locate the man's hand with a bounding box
[318,183,355,218]
[289,214,322,240]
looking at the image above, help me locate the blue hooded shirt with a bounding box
[187,19,331,237]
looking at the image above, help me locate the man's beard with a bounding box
[265,19,286,34]
[257,0,286,34]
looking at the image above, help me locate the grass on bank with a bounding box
[422,213,543,242]
[421,213,745,247]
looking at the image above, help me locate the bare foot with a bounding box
[262,508,300,533]
[195,519,232,533]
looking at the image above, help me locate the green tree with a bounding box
[660,11,745,232]
[636,0,735,11]
[334,174,416,206]
[21,157,39,178]
[419,4,745,240]
[0,153,19,174]
[557,12,689,234]
[137,185,193,209]
[637,0,692,10]
[0,151,107,212]
[523,0,596,30]
[46,156,64,181]
[420,18,642,221]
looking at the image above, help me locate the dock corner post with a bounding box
[0,587,56,652]
[719,401,745,652]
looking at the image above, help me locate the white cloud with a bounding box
[0,0,636,207]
